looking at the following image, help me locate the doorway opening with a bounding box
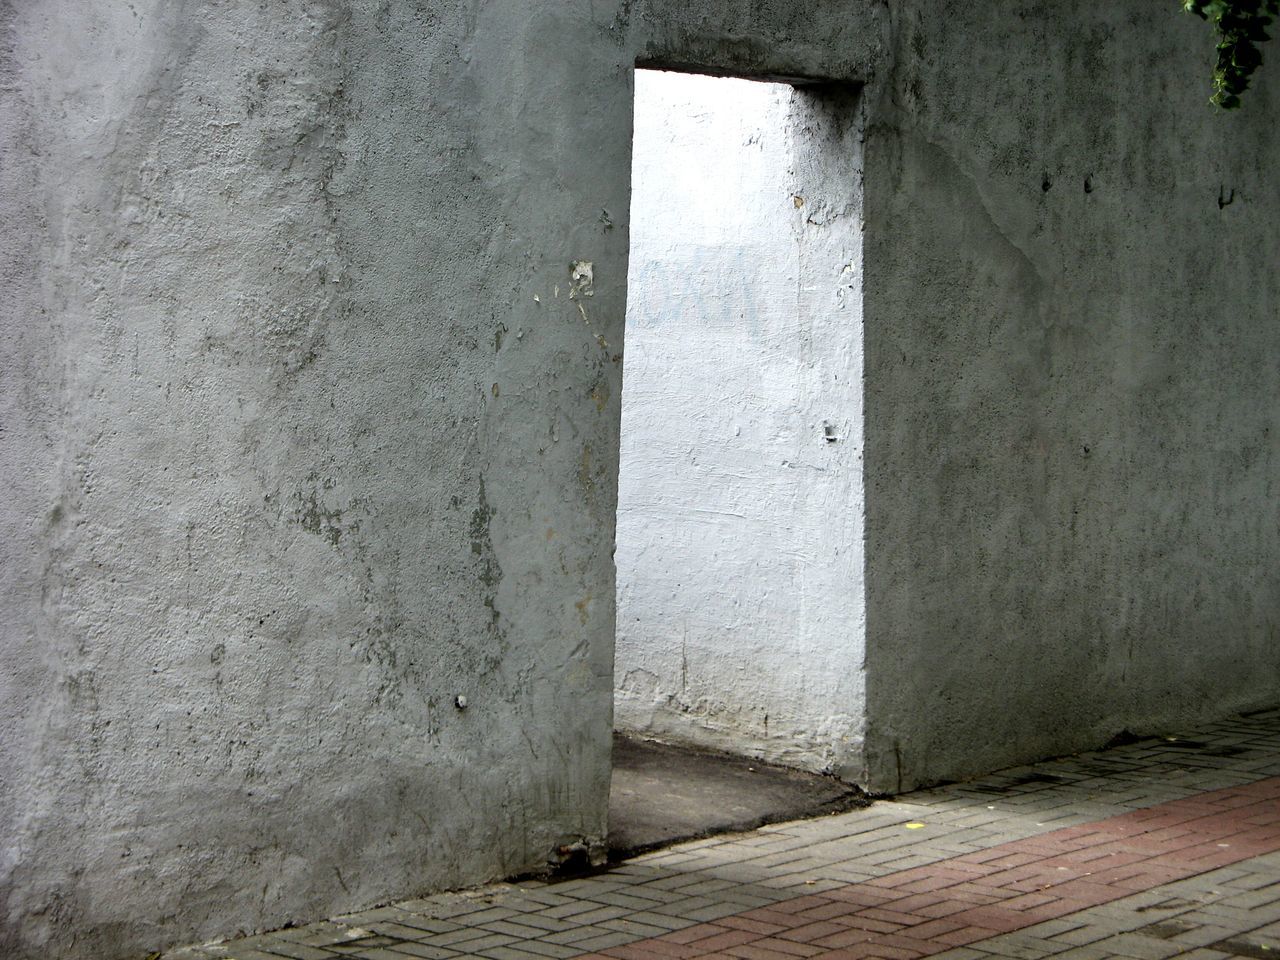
[609,68,867,851]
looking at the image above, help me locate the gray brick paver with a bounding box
[250,942,337,960]
[1093,932,1189,960]
[392,916,466,935]
[1050,946,1124,960]
[626,872,707,890]
[1165,922,1251,949]
[509,940,582,959]
[498,891,583,909]
[1049,922,1138,946]
[423,928,503,948]
[1186,901,1280,927]
[385,944,461,959]
[562,904,631,925]
[579,890,667,910]
[605,909,696,931]
[471,946,557,960]
[540,925,615,945]
[563,930,640,950]
[647,895,719,916]
[480,920,568,940]
[446,934,518,952]
[531,900,606,921]
[976,938,1059,959]
[498,912,578,934]
[597,916,678,938]
[366,922,438,941]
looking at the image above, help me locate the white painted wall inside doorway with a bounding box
[614,69,866,778]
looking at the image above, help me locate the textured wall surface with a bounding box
[0,2,884,958]
[5,0,1276,957]
[614,71,865,776]
[860,3,1280,793]
[0,2,630,957]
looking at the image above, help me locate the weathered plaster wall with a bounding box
[13,0,1268,954]
[859,3,1280,792]
[0,2,885,958]
[615,71,865,776]
[0,2,629,957]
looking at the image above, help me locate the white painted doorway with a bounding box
[614,69,866,780]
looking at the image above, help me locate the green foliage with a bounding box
[1184,0,1280,108]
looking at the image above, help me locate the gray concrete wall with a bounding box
[0,2,629,957]
[6,0,1275,956]
[0,2,883,958]
[614,71,865,776]
[859,3,1280,793]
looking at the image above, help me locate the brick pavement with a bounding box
[164,709,1280,960]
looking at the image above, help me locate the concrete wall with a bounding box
[859,3,1280,793]
[4,0,1277,956]
[615,71,865,776]
[0,2,883,958]
[0,2,628,957]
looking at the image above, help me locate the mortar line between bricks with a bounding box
[568,774,1280,960]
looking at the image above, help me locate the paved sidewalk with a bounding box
[608,733,862,855]
[166,709,1280,960]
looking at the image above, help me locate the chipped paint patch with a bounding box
[569,260,594,299]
